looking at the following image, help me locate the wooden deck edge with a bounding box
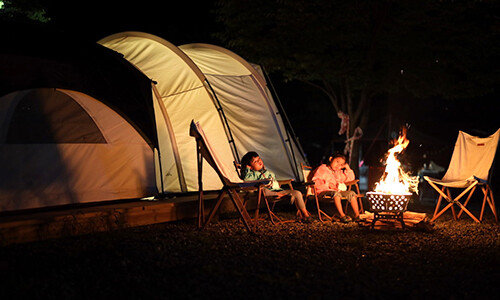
[0,191,266,246]
[0,200,191,246]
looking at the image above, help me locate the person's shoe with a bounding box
[340,215,352,223]
[302,216,314,224]
[353,216,362,223]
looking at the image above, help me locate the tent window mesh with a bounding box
[6,89,106,143]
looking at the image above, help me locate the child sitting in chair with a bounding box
[312,152,361,223]
[240,151,313,224]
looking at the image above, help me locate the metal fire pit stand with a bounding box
[367,192,410,229]
[372,211,406,229]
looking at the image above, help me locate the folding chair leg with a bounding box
[452,186,480,223]
[488,187,498,222]
[201,190,227,230]
[447,188,457,220]
[264,198,280,224]
[227,189,255,232]
[480,189,487,222]
[197,145,205,230]
[480,185,498,222]
[358,196,365,214]
[314,195,332,223]
[253,186,264,231]
[429,181,480,223]
[455,201,480,222]
[316,206,332,223]
[198,190,205,229]
[430,186,458,222]
[433,186,445,219]
[263,197,294,225]
[457,186,476,219]
[319,209,332,223]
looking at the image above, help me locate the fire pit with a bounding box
[366,192,411,228]
[367,127,418,229]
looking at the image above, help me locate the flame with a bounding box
[374,127,419,195]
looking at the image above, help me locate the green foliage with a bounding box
[215,0,499,100]
[0,0,51,23]
[215,0,500,169]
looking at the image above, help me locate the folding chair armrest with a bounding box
[302,181,315,186]
[345,179,359,186]
[344,179,362,196]
[239,186,260,192]
[234,179,271,189]
[278,179,294,190]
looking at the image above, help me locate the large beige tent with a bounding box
[99,32,307,194]
[179,43,306,181]
[98,32,236,193]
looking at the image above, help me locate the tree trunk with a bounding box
[348,93,371,177]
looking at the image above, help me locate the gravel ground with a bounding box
[0,201,498,299]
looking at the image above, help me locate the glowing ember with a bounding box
[374,127,419,195]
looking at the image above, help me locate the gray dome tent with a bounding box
[0,25,158,212]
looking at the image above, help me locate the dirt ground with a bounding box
[0,200,498,299]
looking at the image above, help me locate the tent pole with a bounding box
[204,79,241,163]
[262,66,308,176]
[252,72,301,181]
[151,83,188,192]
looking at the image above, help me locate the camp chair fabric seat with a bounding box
[424,129,499,223]
[424,177,477,189]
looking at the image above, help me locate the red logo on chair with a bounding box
[477,143,485,146]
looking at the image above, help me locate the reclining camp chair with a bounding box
[424,129,499,223]
[301,163,364,223]
[234,161,296,225]
[189,120,270,232]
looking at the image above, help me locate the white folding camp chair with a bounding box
[424,129,499,223]
[190,120,270,232]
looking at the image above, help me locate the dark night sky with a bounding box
[36,1,500,170]
[45,0,220,45]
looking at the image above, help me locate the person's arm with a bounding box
[243,168,259,181]
[312,165,337,193]
[265,170,282,191]
[343,165,355,182]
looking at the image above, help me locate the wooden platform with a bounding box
[0,193,228,246]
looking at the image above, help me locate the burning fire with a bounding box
[374,127,419,195]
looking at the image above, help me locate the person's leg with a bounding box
[333,195,345,217]
[334,191,352,223]
[284,189,310,218]
[349,195,360,217]
[341,191,360,218]
[293,189,310,217]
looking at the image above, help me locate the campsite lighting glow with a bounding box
[373,127,419,195]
